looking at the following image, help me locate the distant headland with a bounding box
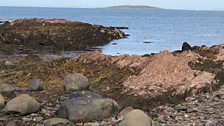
[105,5,163,10]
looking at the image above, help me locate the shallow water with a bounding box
[1,6,224,55]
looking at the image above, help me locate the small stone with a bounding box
[0,83,15,97]
[43,118,73,126]
[0,94,5,109]
[89,122,100,126]
[28,79,44,91]
[64,73,90,92]
[4,61,14,66]
[34,117,43,122]
[22,117,32,122]
[5,94,40,115]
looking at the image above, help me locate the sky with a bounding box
[0,0,224,11]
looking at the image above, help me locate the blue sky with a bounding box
[0,0,224,10]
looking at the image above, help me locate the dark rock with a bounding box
[56,97,119,122]
[64,73,90,92]
[28,79,44,91]
[69,91,102,99]
[143,42,153,44]
[182,42,192,51]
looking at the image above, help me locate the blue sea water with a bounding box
[1,6,224,55]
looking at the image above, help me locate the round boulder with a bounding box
[4,94,40,115]
[56,97,119,122]
[118,109,153,126]
[28,79,44,91]
[64,73,90,92]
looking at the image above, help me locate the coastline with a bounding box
[0,18,224,125]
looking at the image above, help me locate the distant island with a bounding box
[105,5,163,10]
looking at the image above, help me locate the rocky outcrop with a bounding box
[0,18,126,53]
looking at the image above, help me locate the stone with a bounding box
[182,42,192,51]
[118,109,153,126]
[0,94,5,109]
[64,73,90,92]
[0,83,15,97]
[4,61,15,66]
[4,94,40,115]
[68,91,102,99]
[56,97,119,122]
[6,121,17,126]
[117,106,134,118]
[28,79,44,91]
[44,118,74,126]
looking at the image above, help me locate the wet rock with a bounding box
[6,121,17,126]
[44,118,74,126]
[69,91,102,99]
[118,109,153,126]
[56,97,119,122]
[182,42,192,51]
[4,94,40,115]
[28,79,44,91]
[64,74,90,92]
[0,94,5,109]
[0,83,15,97]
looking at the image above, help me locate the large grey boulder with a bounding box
[0,83,15,97]
[64,74,90,92]
[56,98,119,122]
[118,109,153,126]
[28,79,44,91]
[4,94,40,115]
[44,118,75,126]
[0,94,5,109]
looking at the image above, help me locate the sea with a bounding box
[1,6,224,55]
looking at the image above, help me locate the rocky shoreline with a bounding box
[0,43,224,125]
[0,18,126,54]
[0,18,224,126]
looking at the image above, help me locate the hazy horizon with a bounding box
[0,0,224,11]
